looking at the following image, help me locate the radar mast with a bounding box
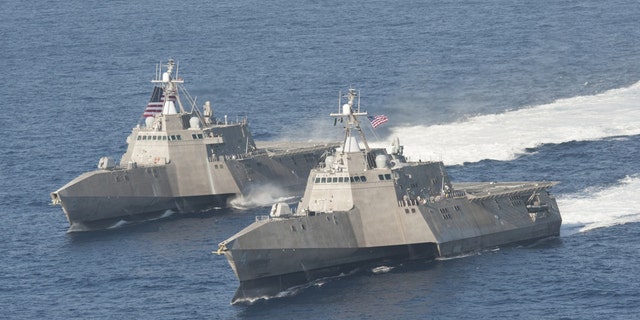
[330,88,370,154]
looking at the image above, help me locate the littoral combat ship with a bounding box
[217,88,562,304]
[51,59,336,231]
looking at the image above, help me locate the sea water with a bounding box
[2,0,640,319]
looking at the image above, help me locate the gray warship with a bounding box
[217,88,562,304]
[51,59,337,231]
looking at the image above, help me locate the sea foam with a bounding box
[559,175,640,235]
[372,81,640,165]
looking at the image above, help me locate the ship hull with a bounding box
[223,214,561,303]
[228,243,438,304]
[52,165,233,227]
[59,193,232,228]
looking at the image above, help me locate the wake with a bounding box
[373,81,640,165]
[229,184,298,210]
[558,175,640,236]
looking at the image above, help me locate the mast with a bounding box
[151,59,185,115]
[329,88,370,153]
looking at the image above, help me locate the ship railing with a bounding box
[398,191,468,207]
[451,190,467,198]
[273,148,320,157]
[221,153,252,161]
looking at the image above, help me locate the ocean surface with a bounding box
[2,0,640,319]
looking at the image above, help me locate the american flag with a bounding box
[143,86,164,118]
[367,114,388,129]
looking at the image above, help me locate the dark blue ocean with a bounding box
[2,0,640,318]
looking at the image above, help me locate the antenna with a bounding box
[329,88,371,153]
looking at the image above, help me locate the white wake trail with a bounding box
[229,184,297,210]
[374,81,640,165]
[558,175,640,236]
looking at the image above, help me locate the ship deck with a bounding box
[256,140,339,155]
[453,181,558,201]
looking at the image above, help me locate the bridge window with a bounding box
[315,177,321,183]
[332,177,338,183]
[321,177,326,183]
[354,176,361,182]
[384,174,392,180]
[360,176,367,182]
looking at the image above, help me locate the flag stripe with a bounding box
[143,86,164,118]
[368,114,388,128]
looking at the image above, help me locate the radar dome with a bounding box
[375,154,388,169]
[325,155,335,168]
[189,117,201,129]
[342,103,351,115]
